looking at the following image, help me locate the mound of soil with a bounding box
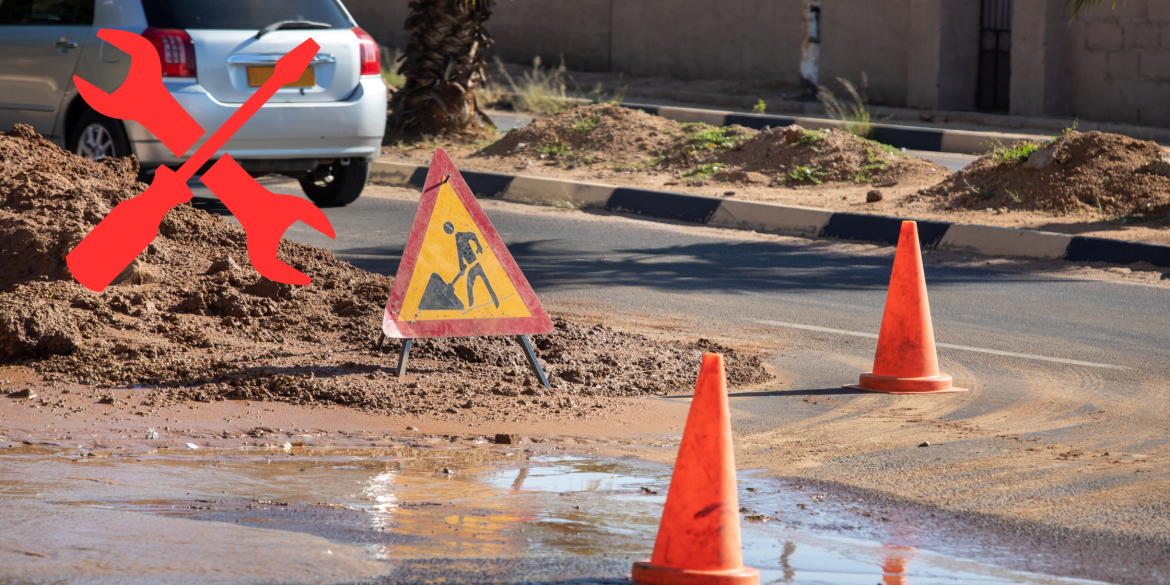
[479,107,945,189]
[922,131,1170,217]
[699,126,950,187]
[481,104,685,167]
[0,124,771,421]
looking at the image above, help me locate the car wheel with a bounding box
[299,158,369,208]
[70,110,131,161]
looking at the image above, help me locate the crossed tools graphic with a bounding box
[66,29,337,292]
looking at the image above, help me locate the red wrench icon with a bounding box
[67,29,336,292]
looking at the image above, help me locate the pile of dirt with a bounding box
[692,125,950,187]
[0,124,771,420]
[481,104,688,167]
[478,107,946,189]
[921,131,1170,217]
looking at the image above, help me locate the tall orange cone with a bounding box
[847,221,967,394]
[881,545,915,585]
[632,353,759,585]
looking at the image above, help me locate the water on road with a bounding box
[0,442,1104,584]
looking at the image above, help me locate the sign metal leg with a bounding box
[397,338,413,378]
[516,335,550,389]
[376,331,386,351]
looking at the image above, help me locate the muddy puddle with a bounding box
[0,442,1105,585]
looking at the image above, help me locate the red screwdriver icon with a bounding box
[67,29,336,292]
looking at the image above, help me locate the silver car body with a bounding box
[0,0,385,169]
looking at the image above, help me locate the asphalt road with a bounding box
[190,180,1170,582]
[192,180,1170,409]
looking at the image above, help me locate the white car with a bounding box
[0,0,387,207]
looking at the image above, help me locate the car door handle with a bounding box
[55,40,79,49]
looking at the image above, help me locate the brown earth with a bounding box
[705,125,949,187]
[0,124,772,423]
[923,131,1170,218]
[480,104,688,168]
[473,105,946,190]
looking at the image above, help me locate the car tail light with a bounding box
[141,27,196,78]
[353,27,380,76]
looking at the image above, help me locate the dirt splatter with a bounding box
[0,124,772,420]
[922,131,1170,218]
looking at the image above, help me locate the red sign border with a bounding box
[381,148,554,339]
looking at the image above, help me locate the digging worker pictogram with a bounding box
[447,221,500,309]
[418,219,500,311]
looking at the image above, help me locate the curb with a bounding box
[369,162,1170,269]
[619,103,1042,155]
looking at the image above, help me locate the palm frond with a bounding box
[1064,0,1119,18]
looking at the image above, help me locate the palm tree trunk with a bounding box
[389,0,495,137]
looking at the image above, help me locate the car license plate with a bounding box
[246,66,315,88]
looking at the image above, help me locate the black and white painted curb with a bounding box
[370,162,1170,269]
[619,103,1042,155]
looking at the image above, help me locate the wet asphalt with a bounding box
[191,182,1170,432]
[185,179,1170,583]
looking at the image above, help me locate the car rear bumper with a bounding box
[128,76,386,168]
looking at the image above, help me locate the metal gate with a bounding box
[976,0,1012,111]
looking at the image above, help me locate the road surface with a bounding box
[188,179,1170,584]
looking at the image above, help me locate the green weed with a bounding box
[535,138,571,157]
[849,149,889,183]
[752,99,767,114]
[858,137,906,158]
[794,129,829,152]
[1009,191,1024,204]
[570,112,601,134]
[786,165,831,184]
[991,140,1044,164]
[680,123,749,152]
[683,163,725,181]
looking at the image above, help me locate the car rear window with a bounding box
[141,0,351,30]
[0,0,94,25]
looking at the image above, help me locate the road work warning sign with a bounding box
[381,149,553,338]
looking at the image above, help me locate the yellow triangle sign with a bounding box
[381,149,553,338]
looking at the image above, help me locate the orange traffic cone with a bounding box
[881,545,915,585]
[632,353,759,585]
[847,221,967,394]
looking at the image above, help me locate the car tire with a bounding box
[299,158,369,208]
[70,110,131,161]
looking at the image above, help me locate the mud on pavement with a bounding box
[0,124,771,423]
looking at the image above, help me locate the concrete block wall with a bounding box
[818,0,910,106]
[609,0,803,81]
[1063,1,1170,127]
[343,0,1170,129]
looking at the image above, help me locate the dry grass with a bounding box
[818,75,873,139]
[380,46,405,89]
[483,56,572,115]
